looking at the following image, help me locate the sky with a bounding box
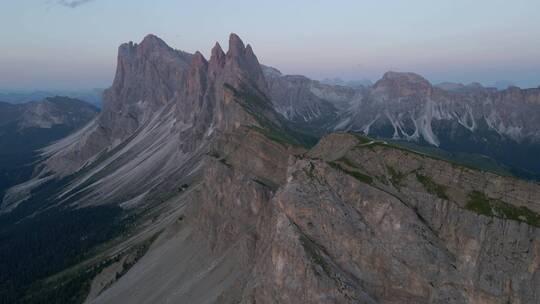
[1,0,539,90]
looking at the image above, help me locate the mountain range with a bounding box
[264,67,540,179]
[0,89,103,107]
[1,34,539,304]
[0,97,98,206]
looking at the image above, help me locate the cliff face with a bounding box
[306,133,540,302]
[262,65,356,125]
[29,34,273,210]
[3,34,540,304]
[264,68,540,178]
[339,71,540,146]
[89,131,540,304]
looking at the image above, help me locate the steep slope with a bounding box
[0,97,98,206]
[2,34,540,304]
[293,133,540,303]
[0,33,307,303]
[332,72,540,178]
[262,65,359,127]
[90,130,540,304]
[263,68,540,179]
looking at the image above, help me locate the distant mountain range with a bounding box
[320,77,373,88]
[0,96,98,209]
[0,89,103,107]
[264,67,540,179]
[1,34,540,304]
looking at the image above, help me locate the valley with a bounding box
[0,34,539,304]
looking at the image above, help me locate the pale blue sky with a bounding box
[1,0,539,89]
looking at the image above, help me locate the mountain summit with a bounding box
[2,34,540,304]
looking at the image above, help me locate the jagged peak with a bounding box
[140,34,170,48]
[210,42,226,67]
[117,34,174,59]
[227,33,246,57]
[211,42,225,58]
[192,51,208,64]
[245,44,254,55]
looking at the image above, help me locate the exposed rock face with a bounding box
[262,65,358,124]
[36,33,264,188]
[4,34,540,304]
[334,72,540,177]
[337,71,540,146]
[305,133,540,303]
[264,67,540,177]
[89,133,540,304]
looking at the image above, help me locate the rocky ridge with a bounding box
[0,96,98,131]
[2,34,540,304]
[0,97,98,212]
[265,67,540,178]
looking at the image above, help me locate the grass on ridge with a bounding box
[466,191,540,227]
[415,173,449,200]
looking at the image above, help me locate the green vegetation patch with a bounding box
[328,160,373,185]
[415,173,449,200]
[466,191,540,227]
[338,157,360,169]
[0,204,124,303]
[248,125,298,148]
[224,83,317,148]
[349,132,373,144]
[387,166,406,187]
[465,191,493,216]
[23,232,159,304]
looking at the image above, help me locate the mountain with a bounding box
[332,71,540,179]
[321,77,373,87]
[0,33,308,303]
[262,65,361,132]
[0,97,98,205]
[1,34,540,304]
[265,68,540,179]
[0,89,104,107]
[492,80,516,90]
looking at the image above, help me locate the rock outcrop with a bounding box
[264,67,540,177]
[3,34,540,304]
[262,65,358,124]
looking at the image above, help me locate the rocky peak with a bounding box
[374,71,432,97]
[139,34,171,53]
[245,44,257,63]
[100,34,194,140]
[226,33,246,57]
[222,33,268,93]
[261,65,283,78]
[191,51,208,68]
[38,33,278,179]
[210,42,226,68]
